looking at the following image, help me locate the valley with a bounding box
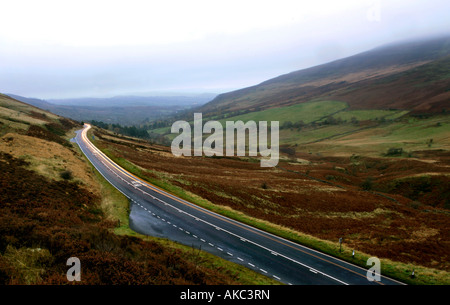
[1,35,449,286]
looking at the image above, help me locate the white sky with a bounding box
[1,0,449,99]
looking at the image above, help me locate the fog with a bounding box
[1,0,449,99]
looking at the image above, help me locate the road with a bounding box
[75,124,404,285]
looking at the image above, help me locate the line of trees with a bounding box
[90,120,149,139]
[90,120,172,146]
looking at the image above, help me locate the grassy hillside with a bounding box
[145,37,450,154]
[148,98,449,159]
[218,100,348,124]
[199,36,450,116]
[0,94,277,285]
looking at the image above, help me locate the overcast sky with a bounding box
[1,0,449,99]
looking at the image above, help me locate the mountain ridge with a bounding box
[199,35,450,115]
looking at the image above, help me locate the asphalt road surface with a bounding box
[75,124,404,285]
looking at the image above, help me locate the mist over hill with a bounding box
[199,35,450,116]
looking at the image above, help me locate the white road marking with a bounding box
[77,124,357,286]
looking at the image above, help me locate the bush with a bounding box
[60,170,73,180]
[361,177,374,191]
[386,147,403,156]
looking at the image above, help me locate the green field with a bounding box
[219,100,348,125]
[147,100,449,157]
[332,109,409,122]
[301,115,450,156]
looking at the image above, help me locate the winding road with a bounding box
[75,124,404,285]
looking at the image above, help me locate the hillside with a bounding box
[199,36,450,115]
[148,36,450,158]
[0,94,275,285]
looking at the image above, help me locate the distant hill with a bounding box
[48,93,216,107]
[199,35,450,115]
[8,93,216,126]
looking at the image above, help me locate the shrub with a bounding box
[60,170,73,180]
[386,147,403,156]
[361,177,374,191]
